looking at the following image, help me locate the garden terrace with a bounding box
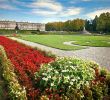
[0,36,110,100]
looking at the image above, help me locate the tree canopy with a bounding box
[85,12,110,33]
[46,12,110,34]
[46,19,85,31]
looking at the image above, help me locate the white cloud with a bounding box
[60,7,82,17]
[31,7,82,17]
[30,0,82,18]
[30,0,63,12]
[32,9,57,16]
[86,8,110,19]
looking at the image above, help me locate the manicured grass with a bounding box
[20,35,110,50]
[71,35,110,47]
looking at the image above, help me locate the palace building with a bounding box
[0,21,45,31]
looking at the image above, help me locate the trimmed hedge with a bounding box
[0,45,27,100]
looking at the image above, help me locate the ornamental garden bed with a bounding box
[0,36,110,100]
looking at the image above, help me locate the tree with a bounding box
[106,12,110,32]
[96,12,110,33]
[97,13,106,32]
[85,20,93,31]
[46,19,84,32]
[15,23,19,34]
[92,15,98,31]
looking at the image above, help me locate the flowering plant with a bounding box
[0,36,54,99]
[0,45,27,100]
[35,57,99,99]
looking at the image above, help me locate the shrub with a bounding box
[100,68,108,77]
[0,45,27,100]
[106,72,110,95]
[0,82,4,100]
[35,57,99,99]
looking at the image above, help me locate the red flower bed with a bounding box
[0,36,54,99]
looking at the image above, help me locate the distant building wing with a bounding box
[0,21,45,31]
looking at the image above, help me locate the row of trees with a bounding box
[46,12,110,33]
[46,19,85,31]
[85,12,110,33]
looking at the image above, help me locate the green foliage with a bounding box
[35,57,100,99]
[46,12,110,34]
[0,45,27,100]
[91,83,106,100]
[0,29,15,34]
[0,81,4,100]
[106,72,110,95]
[46,18,85,31]
[85,12,110,34]
[0,29,35,35]
[34,57,110,99]
[100,68,108,77]
[96,12,110,33]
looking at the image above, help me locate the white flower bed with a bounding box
[35,57,99,91]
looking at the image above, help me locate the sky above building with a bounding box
[0,0,110,23]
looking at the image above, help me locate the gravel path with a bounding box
[10,37,110,70]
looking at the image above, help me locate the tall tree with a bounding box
[96,12,110,33]
[92,15,98,31]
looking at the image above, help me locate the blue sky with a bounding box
[0,0,110,23]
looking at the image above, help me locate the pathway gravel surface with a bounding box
[10,37,110,70]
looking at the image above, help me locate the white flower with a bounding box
[63,76,70,83]
[71,79,75,82]
[42,77,48,81]
[77,77,80,80]
[51,83,54,86]
[48,76,51,78]
[69,86,71,88]
[70,82,73,85]
[48,68,52,71]
[77,84,81,89]
[85,81,89,86]
[55,71,59,74]
[52,76,57,80]
[62,70,67,72]
[42,73,47,76]
[66,76,70,80]
[70,66,75,69]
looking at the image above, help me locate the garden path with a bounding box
[10,37,110,70]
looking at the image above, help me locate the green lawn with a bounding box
[19,35,110,50]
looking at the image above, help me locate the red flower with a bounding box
[0,36,54,98]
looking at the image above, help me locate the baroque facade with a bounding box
[0,21,45,31]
